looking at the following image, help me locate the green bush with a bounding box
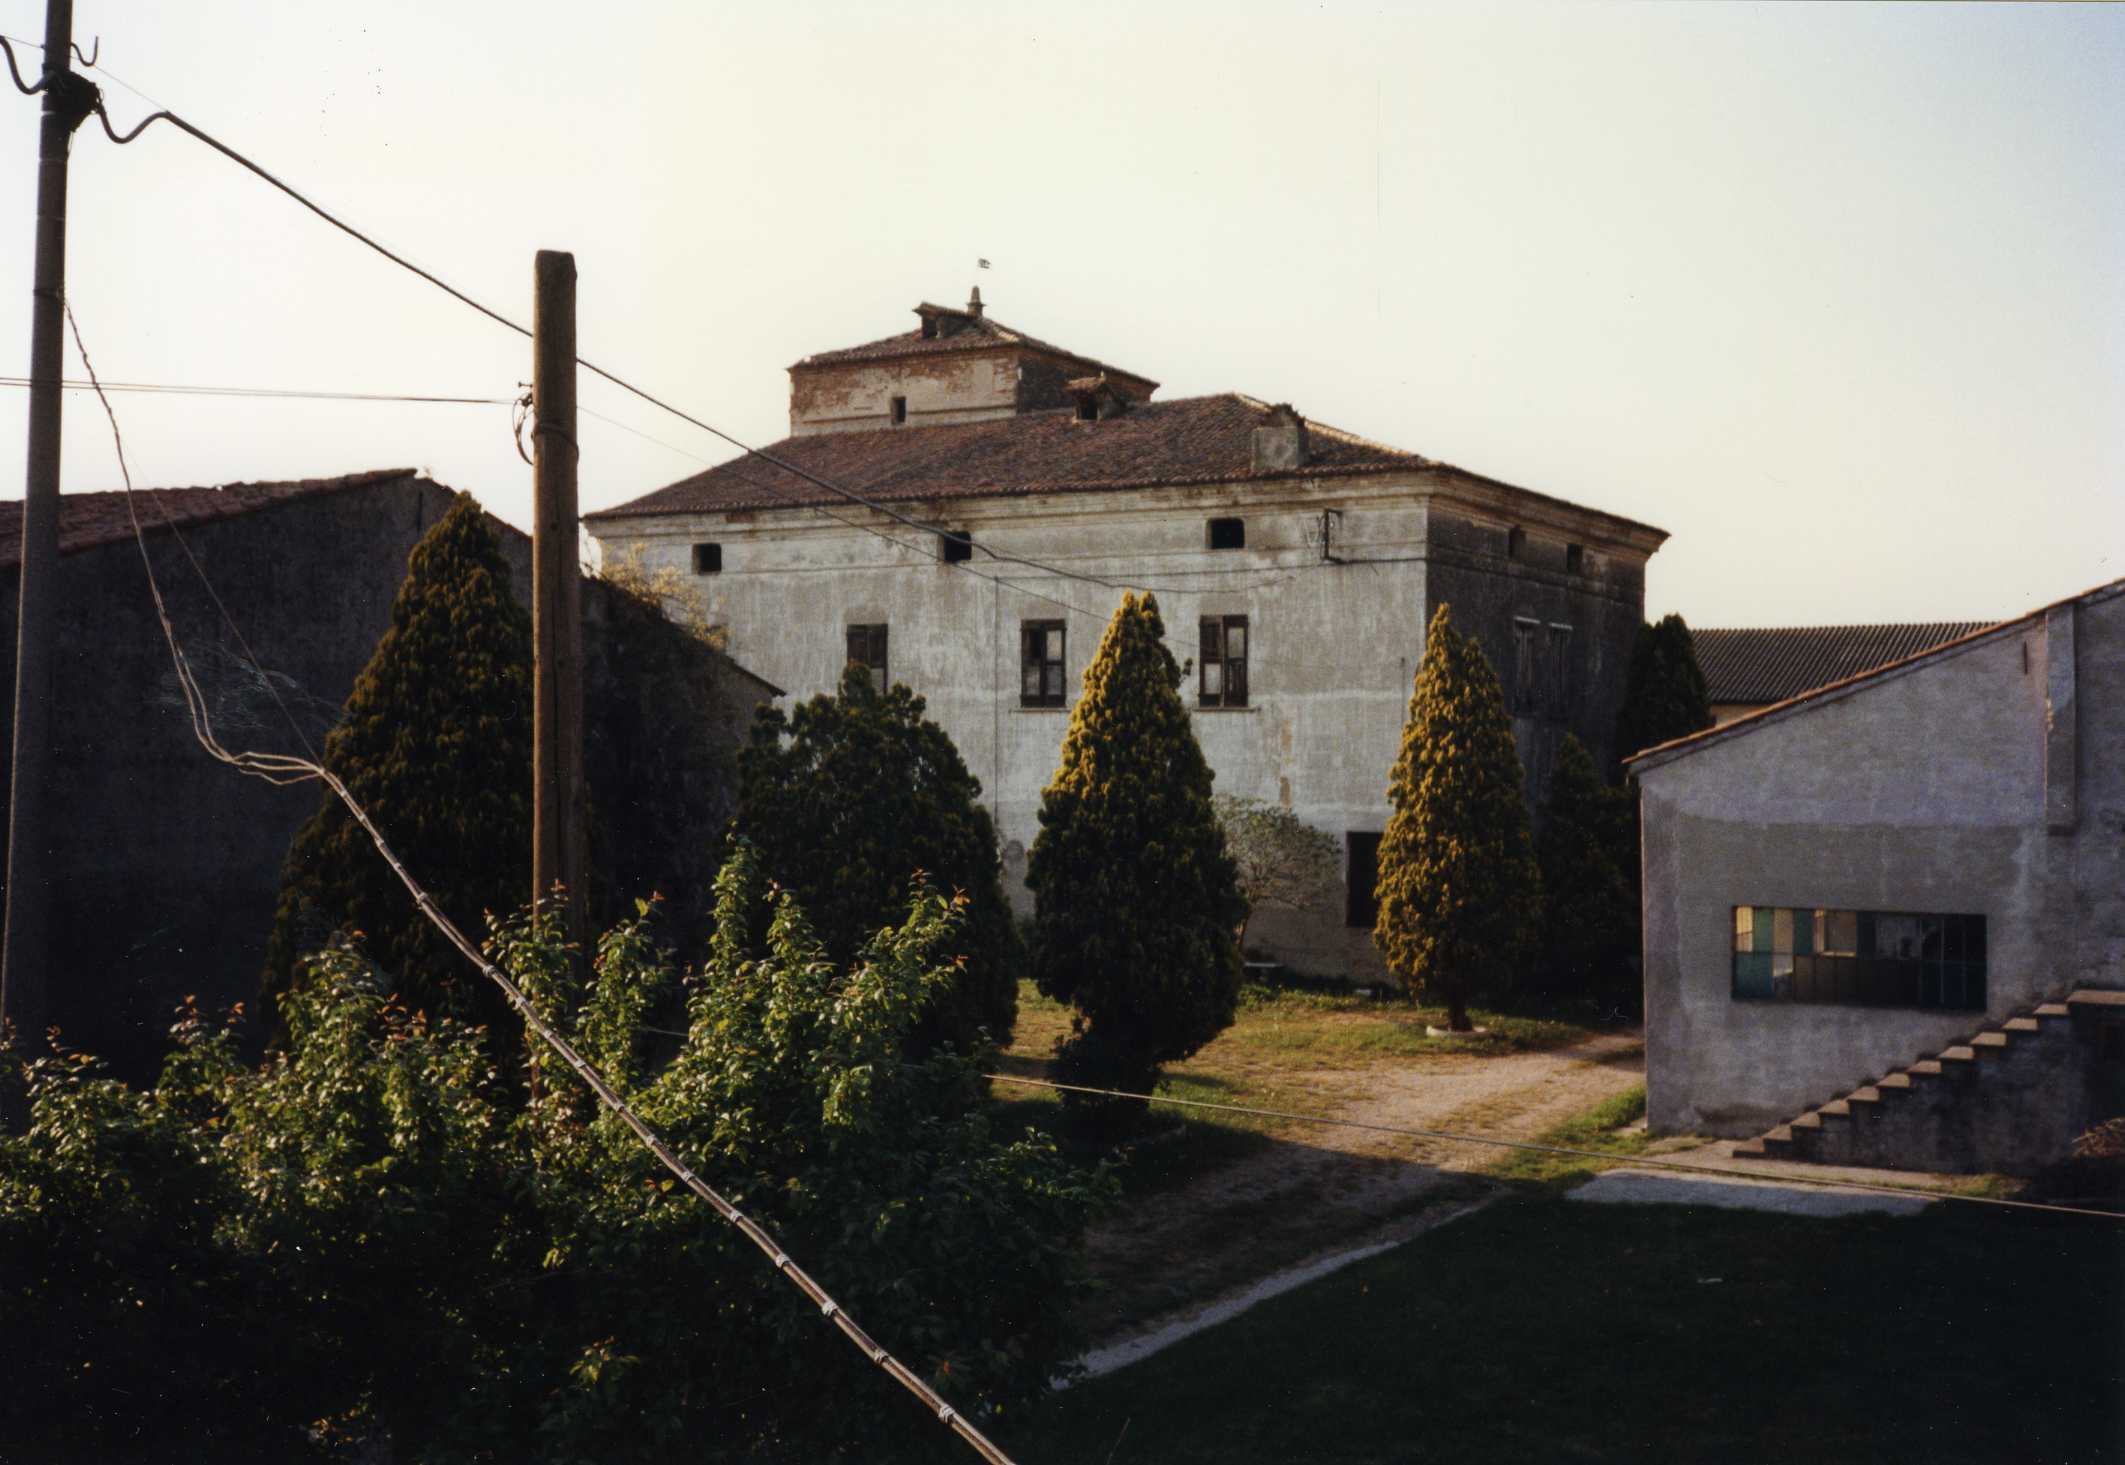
[1614,613,1713,767]
[1375,605,1541,1031]
[1,851,1108,1462]
[1028,593,1244,1126]
[734,666,1018,1057]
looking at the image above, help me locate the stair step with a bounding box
[1821,1100,1852,1118]
[2067,989,2125,1010]
[2034,1003,2071,1018]
[1941,1046,1977,1063]
[1792,1112,1822,1131]
[1971,1031,2010,1050]
[1910,1059,1944,1076]
[1878,1072,1913,1090]
[1732,1139,1767,1159]
[1849,1086,1883,1105]
[2004,1017,2041,1033]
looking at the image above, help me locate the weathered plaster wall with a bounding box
[1637,590,2123,1138]
[789,352,1022,436]
[593,468,1657,978]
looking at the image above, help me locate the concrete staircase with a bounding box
[1734,989,2125,1175]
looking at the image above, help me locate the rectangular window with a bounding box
[1346,831,1383,928]
[1731,906,1986,1011]
[890,395,908,426]
[1020,620,1065,708]
[692,543,722,575]
[846,623,888,688]
[1199,615,1250,708]
[1546,624,1572,717]
[1207,517,1246,551]
[940,529,974,564]
[1565,543,1584,575]
[1511,618,1539,713]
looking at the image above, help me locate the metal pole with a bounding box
[530,250,585,950]
[3,0,85,1056]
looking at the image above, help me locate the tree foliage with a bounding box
[733,666,1017,1057]
[1028,593,1244,1120]
[1212,794,1341,953]
[1374,604,1542,1031]
[0,851,1108,1462]
[1614,613,1713,767]
[1533,735,1639,1010]
[262,493,533,1048]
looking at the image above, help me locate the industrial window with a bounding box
[1545,624,1572,716]
[891,396,908,426]
[1207,517,1246,551]
[846,623,888,688]
[1511,618,1539,713]
[1507,526,1526,560]
[1732,906,1987,1011]
[1199,615,1249,708]
[939,529,974,564]
[1565,543,1585,575]
[1021,620,1066,707]
[1345,831,1383,928]
[692,543,722,575]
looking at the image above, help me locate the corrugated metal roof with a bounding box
[1694,623,1996,706]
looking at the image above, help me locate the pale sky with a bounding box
[3,1,2119,627]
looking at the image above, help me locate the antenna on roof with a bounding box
[967,284,984,318]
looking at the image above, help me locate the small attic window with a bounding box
[692,543,722,575]
[1076,396,1097,422]
[891,396,908,426]
[1507,527,1526,561]
[1565,544,1585,575]
[940,529,974,564]
[1208,518,1246,551]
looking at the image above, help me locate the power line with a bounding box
[56,300,1025,1465]
[0,374,511,406]
[987,1074,2125,1224]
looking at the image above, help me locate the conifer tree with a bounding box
[1374,604,1541,1031]
[1614,612,1714,766]
[733,666,1018,1056]
[262,495,533,1044]
[1028,593,1244,1120]
[1535,734,1638,1008]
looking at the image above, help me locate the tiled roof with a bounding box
[793,309,1158,389]
[0,469,422,569]
[586,394,1436,521]
[1694,623,1996,706]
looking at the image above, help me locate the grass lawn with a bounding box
[992,979,1606,1197]
[1022,1196,2125,1465]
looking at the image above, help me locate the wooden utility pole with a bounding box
[530,250,586,949]
[3,0,92,1054]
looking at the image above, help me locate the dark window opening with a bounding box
[1020,620,1066,708]
[846,623,888,688]
[692,543,722,575]
[1507,526,1526,560]
[1545,624,1572,717]
[1208,517,1246,551]
[1732,906,1987,1011]
[1199,614,1250,708]
[891,396,908,425]
[1346,832,1383,928]
[1076,396,1098,422]
[1511,618,1539,713]
[940,530,974,564]
[1565,543,1584,575]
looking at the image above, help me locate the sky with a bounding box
[1,0,2119,627]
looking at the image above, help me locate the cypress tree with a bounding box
[1375,604,1541,1031]
[1534,734,1638,1009]
[262,494,533,1045]
[732,666,1018,1056]
[1614,612,1713,766]
[1027,592,1244,1122]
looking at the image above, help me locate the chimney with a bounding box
[967,285,985,319]
[1251,404,1310,472]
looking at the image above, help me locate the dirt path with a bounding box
[1080,1029,1644,1341]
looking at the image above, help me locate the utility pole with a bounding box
[3,0,94,1056]
[530,250,586,952]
